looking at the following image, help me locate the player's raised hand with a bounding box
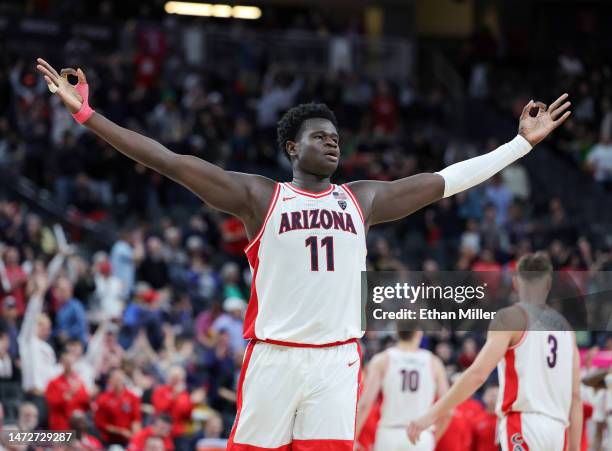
[35,58,85,114]
[518,93,571,146]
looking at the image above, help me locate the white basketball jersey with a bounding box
[379,348,436,427]
[244,182,367,345]
[496,304,574,425]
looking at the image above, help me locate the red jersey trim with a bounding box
[501,348,519,413]
[508,304,529,350]
[341,184,365,224]
[257,337,358,348]
[284,182,335,198]
[244,183,281,254]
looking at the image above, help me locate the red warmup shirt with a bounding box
[4,265,27,315]
[79,433,104,450]
[45,373,90,430]
[356,397,382,451]
[436,409,473,451]
[152,385,194,437]
[128,426,174,451]
[472,411,498,451]
[94,388,142,444]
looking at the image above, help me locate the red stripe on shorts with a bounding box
[292,439,353,451]
[505,412,529,451]
[227,340,257,450]
[229,444,292,451]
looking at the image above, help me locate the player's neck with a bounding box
[396,341,419,351]
[520,297,547,307]
[291,172,332,193]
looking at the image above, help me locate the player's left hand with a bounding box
[518,93,571,146]
[406,414,433,445]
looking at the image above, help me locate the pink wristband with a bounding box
[72,82,95,124]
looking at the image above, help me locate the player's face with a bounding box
[291,118,340,177]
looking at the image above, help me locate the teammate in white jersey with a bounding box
[408,253,583,451]
[355,330,449,451]
[37,57,572,451]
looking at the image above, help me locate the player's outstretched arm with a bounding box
[406,329,513,444]
[348,95,571,226]
[36,58,274,232]
[568,337,583,451]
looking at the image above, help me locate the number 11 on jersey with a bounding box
[305,236,335,271]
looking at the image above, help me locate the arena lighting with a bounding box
[232,5,262,19]
[164,2,262,19]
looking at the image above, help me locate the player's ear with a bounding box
[511,275,518,292]
[286,140,298,158]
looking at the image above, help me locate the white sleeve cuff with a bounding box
[436,135,532,198]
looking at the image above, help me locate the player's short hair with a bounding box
[397,330,418,341]
[517,252,553,281]
[277,103,338,160]
[396,320,420,341]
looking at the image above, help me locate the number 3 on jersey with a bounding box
[305,236,334,271]
[547,334,557,368]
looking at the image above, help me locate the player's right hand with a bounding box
[35,58,86,114]
[406,413,433,445]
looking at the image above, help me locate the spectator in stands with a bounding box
[2,246,28,316]
[69,410,104,450]
[152,365,204,445]
[110,227,144,299]
[16,402,38,432]
[138,236,170,290]
[457,337,479,370]
[211,297,246,353]
[120,282,164,350]
[18,272,58,427]
[473,383,498,451]
[0,328,19,382]
[53,276,87,346]
[94,367,142,446]
[484,174,513,226]
[220,263,244,301]
[93,254,124,319]
[68,320,111,394]
[196,414,228,449]
[587,133,612,190]
[0,297,19,357]
[45,348,89,430]
[144,435,166,451]
[371,80,398,135]
[128,414,174,451]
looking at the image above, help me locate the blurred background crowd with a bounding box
[0,0,611,450]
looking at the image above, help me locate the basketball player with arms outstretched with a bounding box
[355,329,449,451]
[408,253,583,451]
[37,58,571,451]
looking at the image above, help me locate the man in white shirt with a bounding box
[18,272,61,395]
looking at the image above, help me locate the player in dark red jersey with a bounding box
[37,58,571,451]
